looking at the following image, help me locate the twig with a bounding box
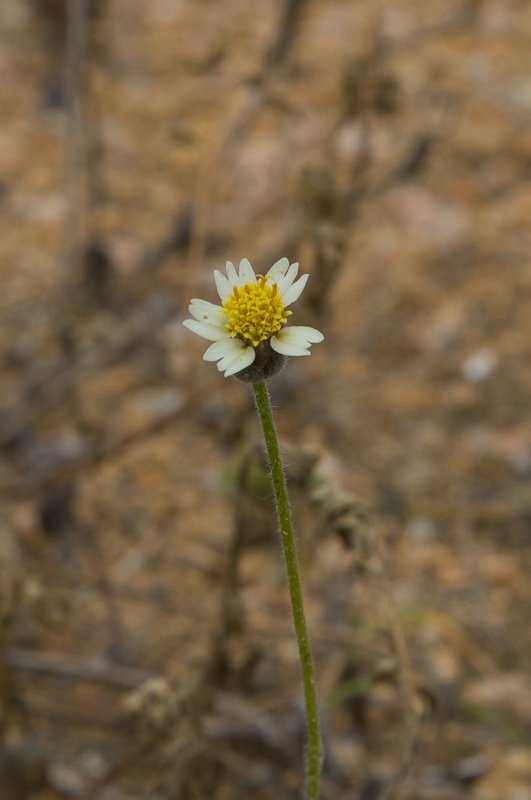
[7,647,155,688]
[0,295,175,451]
[62,0,92,280]
[16,696,121,730]
[133,205,194,276]
[263,0,311,74]
[0,374,219,500]
[205,508,246,685]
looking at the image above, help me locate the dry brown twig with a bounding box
[7,647,155,689]
[263,0,311,75]
[0,295,176,454]
[62,0,92,282]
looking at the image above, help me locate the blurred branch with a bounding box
[0,374,218,500]
[263,0,311,74]
[123,1,312,284]
[0,295,175,452]
[381,1,485,56]
[16,697,120,730]
[133,205,194,276]
[204,692,295,765]
[205,513,246,686]
[62,0,92,280]
[181,0,313,277]
[0,577,18,734]
[8,647,155,688]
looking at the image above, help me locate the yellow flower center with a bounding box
[222,276,291,347]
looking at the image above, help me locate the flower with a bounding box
[183,258,324,379]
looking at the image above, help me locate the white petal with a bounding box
[224,347,256,377]
[281,273,308,306]
[217,343,255,374]
[266,257,290,282]
[183,318,229,341]
[203,338,241,361]
[281,325,324,344]
[225,260,239,286]
[189,298,224,322]
[238,258,256,285]
[276,262,299,294]
[270,336,311,356]
[214,269,233,301]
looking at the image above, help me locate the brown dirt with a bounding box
[1,1,531,798]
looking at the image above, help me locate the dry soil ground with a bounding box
[1,1,531,798]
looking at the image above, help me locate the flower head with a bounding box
[183,258,324,379]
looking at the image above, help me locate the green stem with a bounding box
[252,379,321,800]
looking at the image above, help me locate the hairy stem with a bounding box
[252,379,321,799]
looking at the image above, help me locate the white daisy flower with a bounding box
[183,257,324,379]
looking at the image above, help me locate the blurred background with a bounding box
[1,0,531,798]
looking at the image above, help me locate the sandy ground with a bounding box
[1,1,531,798]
